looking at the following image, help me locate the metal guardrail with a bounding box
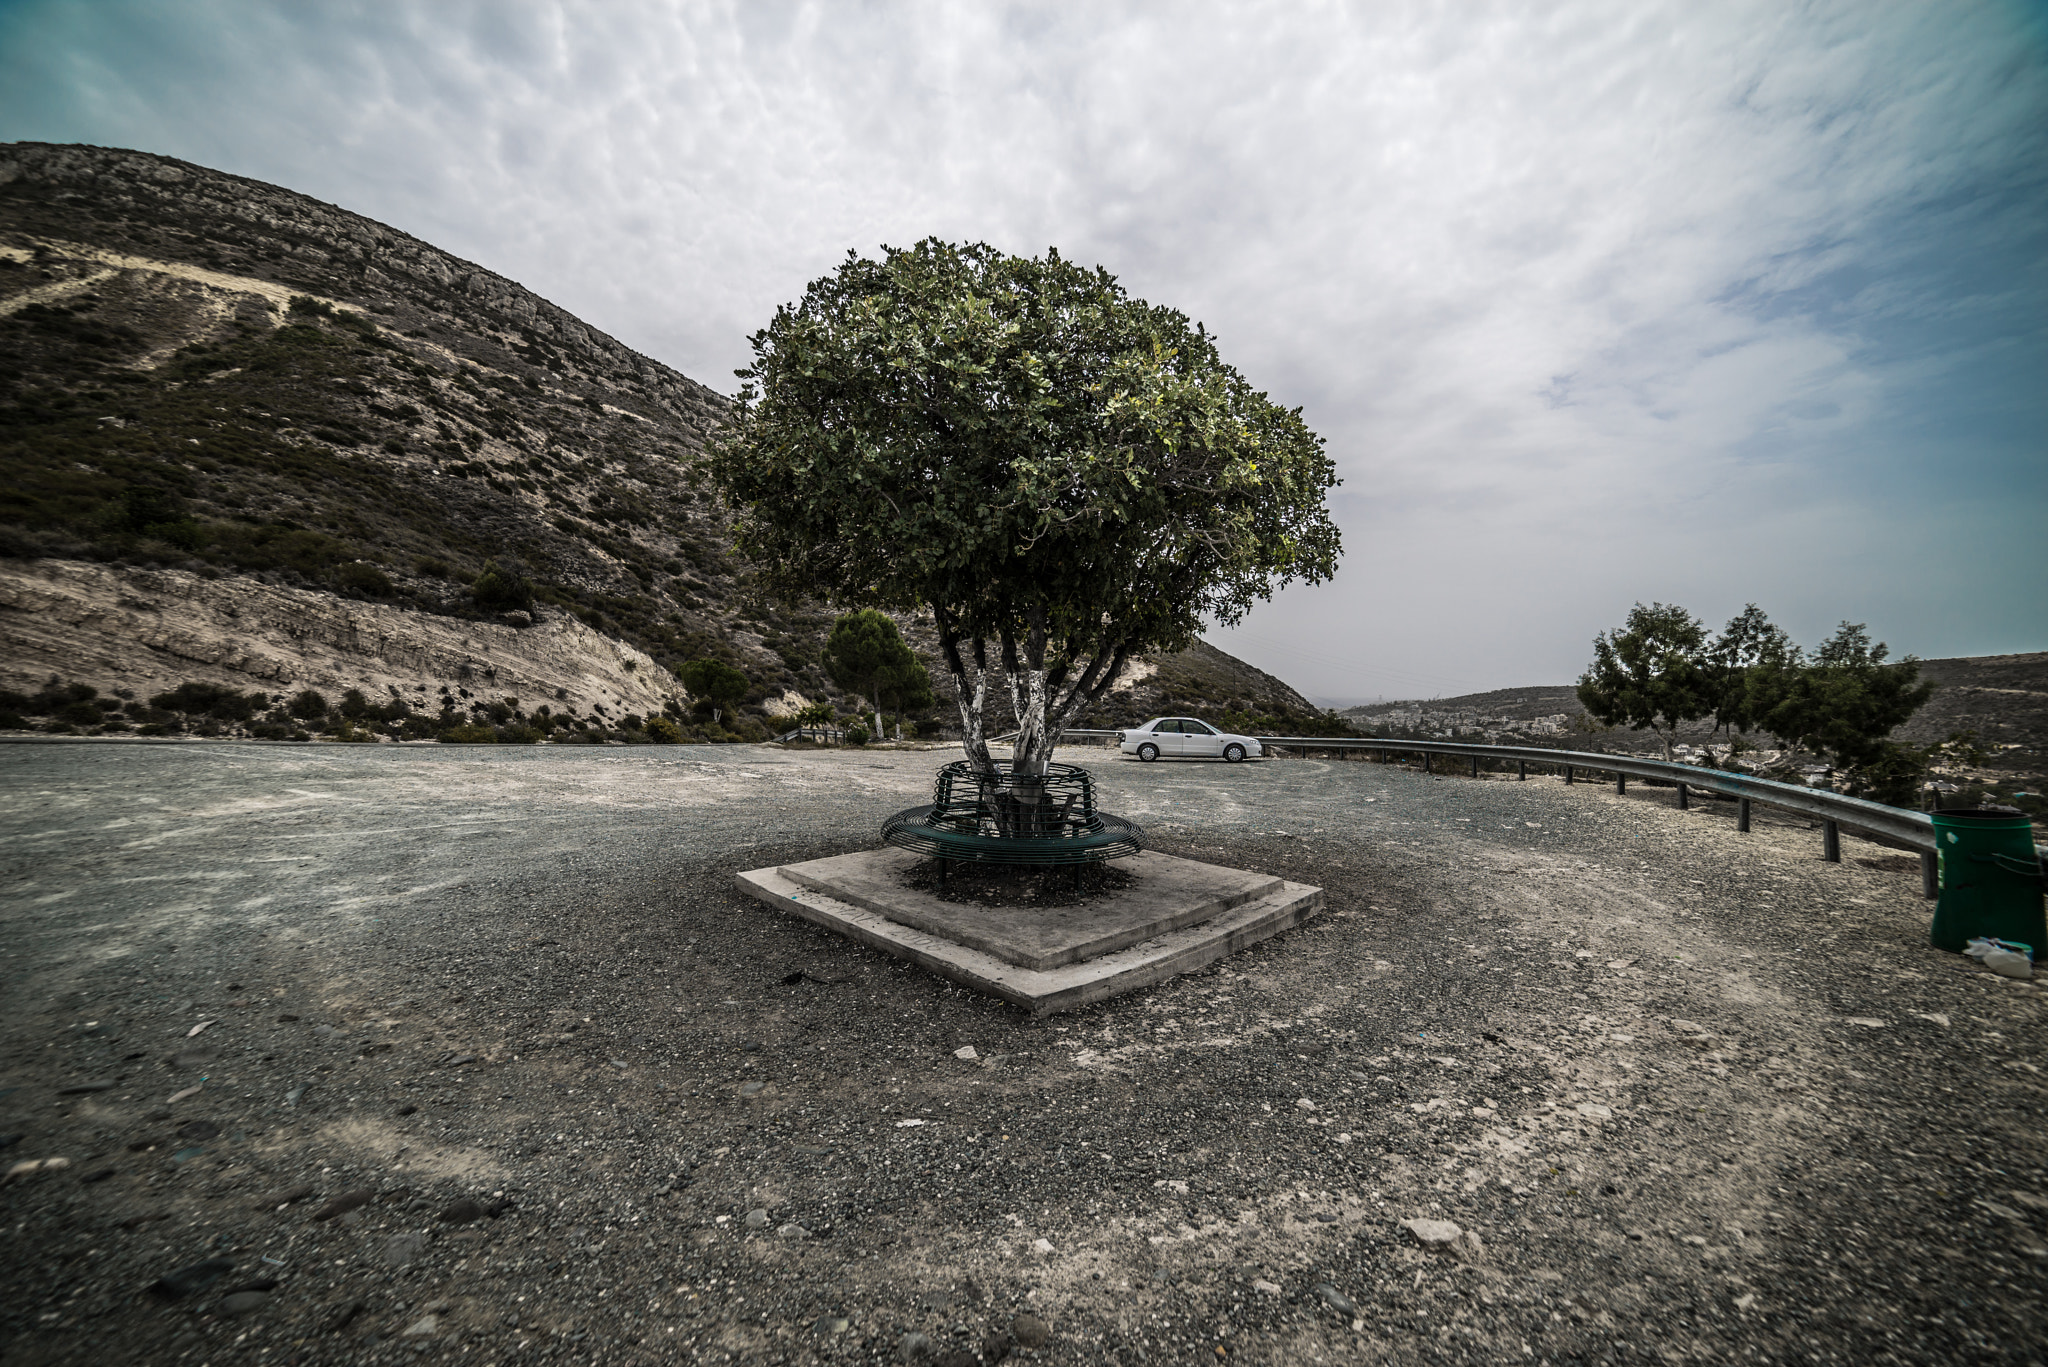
[1025,728,1981,898]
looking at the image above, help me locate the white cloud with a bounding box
[2,0,2042,696]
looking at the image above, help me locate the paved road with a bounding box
[1,741,2042,1366]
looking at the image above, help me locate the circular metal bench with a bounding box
[881,760,1144,882]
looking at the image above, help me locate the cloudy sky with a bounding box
[5,1,2043,703]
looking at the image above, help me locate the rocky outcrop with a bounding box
[0,558,682,717]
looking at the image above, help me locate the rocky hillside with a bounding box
[0,142,1322,740]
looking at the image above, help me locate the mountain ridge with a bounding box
[0,141,1325,738]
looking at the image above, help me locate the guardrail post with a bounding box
[1920,851,1937,900]
[1517,760,1526,781]
[1423,753,1432,774]
[1565,765,1575,785]
[1737,798,1751,833]
[1616,771,1627,795]
[1469,756,1480,778]
[1823,820,1841,862]
[1677,782,1689,811]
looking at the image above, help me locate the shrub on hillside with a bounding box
[644,717,682,744]
[335,561,394,597]
[288,690,329,720]
[470,559,533,612]
[150,680,266,722]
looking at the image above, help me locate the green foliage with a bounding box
[1756,621,1935,799]
[1579,604,1937,804]
[678,658,749,713]
[337,688,408,724]
[335,561,394,597]
[1700,604,1799,752]
[288,689,329,720]
[149,680,267,722]
[793,700,839,727]
[824,610,930,725]
[707,238,1341,765]
[470,559,532,611]
[1575,603,1710,759]
[844,723,870,746]
[644,716,683,744]
[438,722,499,744]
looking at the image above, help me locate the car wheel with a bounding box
[1224,743,1246,763]
[1137,743,1160,762]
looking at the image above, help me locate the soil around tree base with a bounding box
[899,856,1137,908]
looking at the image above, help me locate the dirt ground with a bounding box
[0,740,2043,1367]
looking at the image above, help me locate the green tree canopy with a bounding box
[706,238,1342,774]
[676,658,749,718]
[1579,604,1937,803]
[823,609,923,735]
[1757,621,1934,800]
[1575,602,1710,760]
[470,558,532,612]
[1699,603,1799,761]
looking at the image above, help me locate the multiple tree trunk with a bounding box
[932,604,1133,782]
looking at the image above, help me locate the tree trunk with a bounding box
[933,606,996,776]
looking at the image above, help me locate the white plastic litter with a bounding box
[1964,937,2035,980]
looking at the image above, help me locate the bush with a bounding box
[471,559,533,611]
[844,723,870,746]
[288,690,329,720]
[0,710,23,729]
[439,723,499,744]
[644,716,682,744]
[57,701,104,727]
[335,561,394,597]
[501,724,544,744]
[29,679,96,714]
[150,680,265,722]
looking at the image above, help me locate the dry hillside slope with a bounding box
[0,142,1321,739]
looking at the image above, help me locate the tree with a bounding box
[676,658,748,722]
[823,610,924,739]
[1575,602,1710,760]
[881,654,936,735]
[470,558,532,612]
[1757,622,1934,801]
[707,238,1341,778]
[1698,604,1798,764]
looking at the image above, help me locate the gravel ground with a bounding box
[1,740,2044,1367]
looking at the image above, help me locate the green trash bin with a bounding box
[1928,807,2046,957]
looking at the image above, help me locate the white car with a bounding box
[1117,716,1264,763]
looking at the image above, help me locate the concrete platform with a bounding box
[735,848,1323,1015]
